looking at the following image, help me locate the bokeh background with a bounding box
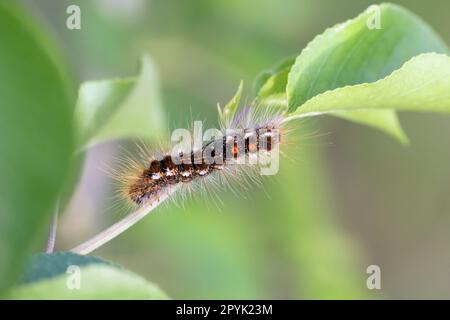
[22,0,450,299]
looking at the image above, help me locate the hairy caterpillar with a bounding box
[72,104,296,254]
[117,105,286,209]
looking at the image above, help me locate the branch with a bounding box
[45,201,59,253]
[70,185,180,255]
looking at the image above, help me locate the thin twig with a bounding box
[70,185,180,255]
[46,200,59,253]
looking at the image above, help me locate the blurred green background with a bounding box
[22,0,450,299]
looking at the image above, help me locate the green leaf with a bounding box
[258,69,289,107]
[218,80,243,127]
[255,57,295,109]
[254,61,408,145]
[253,56,295,98]
[0,3,74,293]
[286,3,449,142]
[287,3,449,109]
[75,55,166,148]
[333,111,409,145]
[8,253,169,299]
[286,53,450,120]
[20,252,110,284]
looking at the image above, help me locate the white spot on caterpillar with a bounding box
[151,173,161,179]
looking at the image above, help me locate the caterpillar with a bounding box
[117,105,286,208]
[73,104,293,254]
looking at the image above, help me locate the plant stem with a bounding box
[70,185,180,255]
[45,201,59,253]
